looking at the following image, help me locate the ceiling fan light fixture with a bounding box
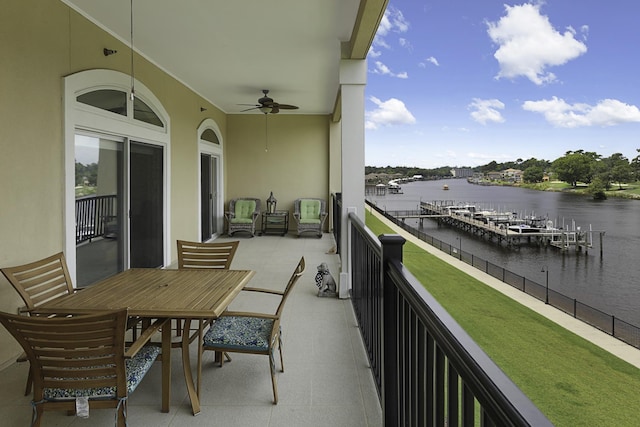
[259,105,272,114]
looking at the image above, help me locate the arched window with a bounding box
[200,128,220,144]
[64,70,170,285]
[75,87,166,129]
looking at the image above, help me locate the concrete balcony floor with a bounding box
[0,233,383,427]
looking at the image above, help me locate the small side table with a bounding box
[261,211,289,236]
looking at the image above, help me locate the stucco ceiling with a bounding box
[63,0,364,115]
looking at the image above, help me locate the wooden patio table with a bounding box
[33,268,256,416]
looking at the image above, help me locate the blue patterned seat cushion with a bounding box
[204,316,274,352]
[42,345,161,401]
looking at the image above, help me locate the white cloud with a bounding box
[435,150,458,161]
[371,61,409,79]
[388,7,409,33]
[468,152,511,160]
[522,97,640,127]
[373,61,392,76]
[468,98,506,125]
[372,6,410,52]
[368,47,382,58]
[365,96,416,130]
[419,56,440,68]
[486,3,587,85]
[399,38,413,51]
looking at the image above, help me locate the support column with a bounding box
[338,59,366,298]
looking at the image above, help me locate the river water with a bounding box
[367,178,640,326]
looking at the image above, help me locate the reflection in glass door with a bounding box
[200,153,218,241]
[75,134,124,287]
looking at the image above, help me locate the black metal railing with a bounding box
[331,192,342,255]
[348,212,552,426]
[75,194,118,244]
[370,202,640,350]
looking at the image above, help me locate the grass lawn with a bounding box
[519,180,640,199]
[604,181,640,198]
[366,210,640,426]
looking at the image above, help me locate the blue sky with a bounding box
[365,1,640,169]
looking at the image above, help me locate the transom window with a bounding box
[76,88,165,128]
[77,89,127,116]
[201,128,220,144]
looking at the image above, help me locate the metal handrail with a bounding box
[348,211,552,426]
[75,194,118,244]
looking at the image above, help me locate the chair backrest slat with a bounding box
[177,240,239,270]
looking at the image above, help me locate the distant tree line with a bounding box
[75,161,98,186]
[367,149,640,195]
[364,165,452,179]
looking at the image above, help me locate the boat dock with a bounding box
[387,200,604,253]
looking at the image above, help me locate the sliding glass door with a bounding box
[75,134,164,285]
[130,142,164,267]
[74,133,124,287]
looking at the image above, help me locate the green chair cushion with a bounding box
[234,200,256,220]
[300,200,321,220]
[230,218,253,224]
[300,218,321,224]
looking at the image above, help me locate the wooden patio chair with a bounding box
[177,239,239,270]
[0,309,165,427]
[1,252,75,315]
[200,256,305,404]
[1,252,141,395]
[2,252,78,396]
[175,239,240,343]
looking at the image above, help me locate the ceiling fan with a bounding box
[239,89,299,114]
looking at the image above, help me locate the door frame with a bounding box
[64,70,171,284]
[197,119,224,241]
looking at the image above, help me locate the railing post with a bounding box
[380,234,406,427]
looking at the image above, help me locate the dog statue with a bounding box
[315,262,337,297]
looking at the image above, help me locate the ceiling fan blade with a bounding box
[238,90,299,113]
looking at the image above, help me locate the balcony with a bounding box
[0,233,383,427]
[1,208,561,426]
